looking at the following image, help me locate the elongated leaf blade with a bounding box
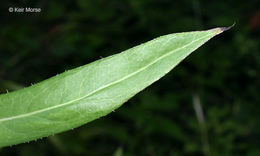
[0,27,228,147]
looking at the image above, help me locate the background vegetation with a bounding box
[0,0,259,155]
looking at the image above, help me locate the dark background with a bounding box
[0,0,260,155]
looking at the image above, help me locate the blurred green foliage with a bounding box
[0,0,259,155]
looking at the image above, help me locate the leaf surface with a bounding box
[0,27,228,147]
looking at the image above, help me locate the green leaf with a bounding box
[0,27,230,147]
[113,147,123,156]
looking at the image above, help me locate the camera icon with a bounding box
[9,7,13,12]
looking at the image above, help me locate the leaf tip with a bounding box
[219,23,235,32]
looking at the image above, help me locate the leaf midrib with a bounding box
[0,33,213,123]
